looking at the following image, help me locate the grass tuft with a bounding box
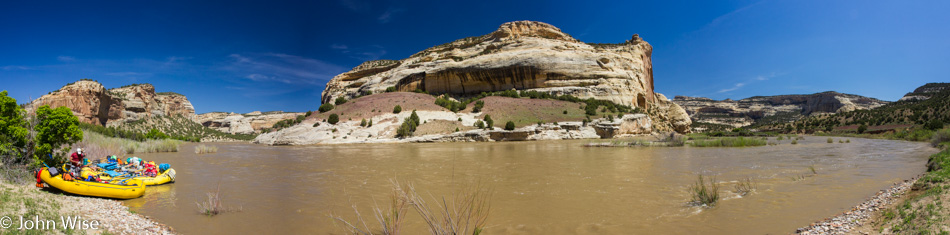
[733,177,757,196]
[194,144,219,154]
[332,180,492,235]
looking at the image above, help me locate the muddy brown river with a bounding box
[126,137,936,234]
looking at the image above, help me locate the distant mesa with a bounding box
[673,91,888,131]
[197,111,305,135]
[320,20,690,133]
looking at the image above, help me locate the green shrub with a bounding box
[925,119,944,130]
[393,105,402,114]
[368,119,373,127]
[33,105,83,166]
[688,174,720,206]
[335,97,347,105]
[328,114,339,124]
[858,124,868,134]
[504,121,515,130]
[472,100,485,113]
[474,120,485,129]
[319,103,334,113]
[385,86,397,92]
[145,128,169,139]
[484,115,494,129]
[360,119,367,127]
[932,128,950,147]
[827,138,833,143]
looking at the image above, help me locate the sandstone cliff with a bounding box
[321,21,690,133]
[197,111,304,134]
[673,91,887,130]
[29,80,197,126]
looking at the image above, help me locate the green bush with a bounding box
[385,86,397,92]
[328,114,339,124]
[319,103,334,113]
[335,97,347,105]
[472,100,485,113]
[925,119,944,130]
[474,120,485,129]
[483,115,494,129]
[857,124,868,134]
[33,105,83,166]
[145,128,169,139]
[504,121,515,130]
[0,91,28,160]
[393,105,402,114]
[396,111,421,138]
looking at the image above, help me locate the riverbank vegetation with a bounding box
[873,147,950,233]
[689,137,767,147]
[78,131,180,155]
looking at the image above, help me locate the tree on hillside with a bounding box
[319,103,334,113]
[393,105,402,114]
[33,105,83,166]
[858,124,868,134]
[335,97,347,105]
[505,121,515,130]
[0,91,28,163]
[328,114,340,124]
[483,115,494,129]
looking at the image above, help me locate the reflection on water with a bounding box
[126,137,936,234]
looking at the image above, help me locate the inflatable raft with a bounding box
[99,168,176,186]
[39,167,145,199]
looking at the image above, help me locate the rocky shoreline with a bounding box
[795,175,920,234]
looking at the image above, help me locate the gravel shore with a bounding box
[795,176,920,234]
[59,193,175,235]
[0,181,174,235]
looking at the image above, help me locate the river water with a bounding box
[125,137,936,234]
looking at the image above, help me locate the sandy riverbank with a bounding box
[0,181,174,234]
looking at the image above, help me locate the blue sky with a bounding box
[2,0,948,113]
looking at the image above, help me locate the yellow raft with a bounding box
[97,169,176,186]
[40,167,146,199]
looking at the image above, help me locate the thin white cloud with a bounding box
[718,82,745,93]
[755,73,778,81]
[57,56,75,62]
[225,53,348,85]
[330,44,348,50]
[1,65,31,71]
[698,1,767,32]
[331,44,387,61]
[339,0,367,11]
[377,8,405,23]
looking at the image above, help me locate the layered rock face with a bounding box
[29,80,196,126]
[322,21,690,133]
[197,111,304,134]
[673,91,888,129]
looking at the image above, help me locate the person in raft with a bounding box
[70,148,86,167]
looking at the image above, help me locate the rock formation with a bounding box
[321,21,690,133]
[673,91,888,129]
[899,83,949,101]
[29,80,196,126]
[197,111,304,134]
